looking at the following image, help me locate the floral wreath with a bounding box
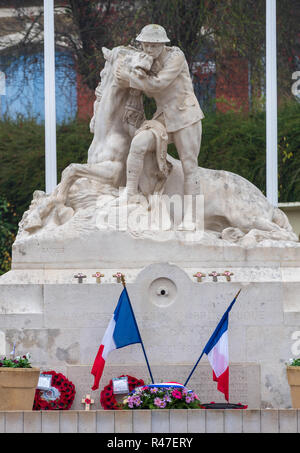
[33,370,76,410]
[100,375,144,410]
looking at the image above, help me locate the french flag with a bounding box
[91,288,142,391]
[202,296,238,401]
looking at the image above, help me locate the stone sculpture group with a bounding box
[16,25,298,248]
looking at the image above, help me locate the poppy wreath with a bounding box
[100,375,145,410]
[33,370,76,410]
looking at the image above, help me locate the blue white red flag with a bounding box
[202,296,238,401]
[91,288,142,391]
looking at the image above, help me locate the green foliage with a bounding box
[0,116,90,220]
[288,358,300,367]
[199,101,300,201]
[0,195,17,275]
[56,120,91,180]
[0,117,45,221]
[143,96,157,120]
[277,102,300,202]
[0,353,32,368]
[199,108,267,193]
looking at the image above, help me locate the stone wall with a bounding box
[1,247,300,409]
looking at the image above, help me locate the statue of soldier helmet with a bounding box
[136,24,170,43]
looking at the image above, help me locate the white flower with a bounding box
[25,353,31,360]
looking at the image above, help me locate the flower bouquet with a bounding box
[287,358,300,367]
[122,384,201,410]
[0,353,32,368]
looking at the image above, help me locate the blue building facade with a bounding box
[0,51,77,123]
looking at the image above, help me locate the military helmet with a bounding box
[136,24,170,43]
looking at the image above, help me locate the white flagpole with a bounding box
[44,0,57,194]
[266,0,278,206]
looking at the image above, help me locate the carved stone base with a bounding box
[11,228,300,270]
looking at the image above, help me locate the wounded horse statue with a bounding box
[16,34,298,249]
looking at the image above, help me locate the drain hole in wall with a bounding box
[149,278,177,307]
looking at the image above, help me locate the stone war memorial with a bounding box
[1,20,300,434]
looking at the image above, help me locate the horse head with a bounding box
[101,46,153,80]
[88,46,154,165]
[122,48,153,74]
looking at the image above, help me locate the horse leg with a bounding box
[54,164,82,203]
[55,160,125,204]
[223,214,298,243]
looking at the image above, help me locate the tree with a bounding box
[212,0,300,105]
[135,0,224,69]
[1,0,299,107]
[0,1,136,91]
[57,0,136,90]
[276,0,300,100]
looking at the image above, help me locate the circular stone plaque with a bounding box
[149,277,177,307]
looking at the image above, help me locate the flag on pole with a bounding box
[91,288,143,391]
[202,296,238,401]
[184,291,241,399]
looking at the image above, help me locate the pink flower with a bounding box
[150,387,158,394]
[190,392,196,401]
[127,396,135,408]
[154,397,162,407]
[133,396,141,407]
[164,394,172,403]
[171,390,182,399]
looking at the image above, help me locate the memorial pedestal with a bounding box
[1,240,300,409]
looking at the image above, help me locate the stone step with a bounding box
[0,409,299,433]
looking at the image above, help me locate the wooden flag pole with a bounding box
[121,274,126,287]
[234,288,242,300]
